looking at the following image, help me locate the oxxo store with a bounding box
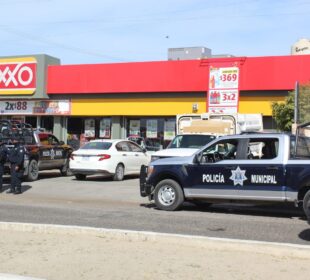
[1,54,310,148]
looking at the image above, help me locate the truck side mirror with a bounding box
[193,153,201,165]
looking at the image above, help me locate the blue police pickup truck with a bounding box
[140,125,310,223]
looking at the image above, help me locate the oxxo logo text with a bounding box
[0,57,37,95]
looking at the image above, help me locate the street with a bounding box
[0,171,310,245]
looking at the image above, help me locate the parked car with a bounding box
[69,139,150,181]
[150,134,216,161]
[127,136,162,152]
[0,120,73,181]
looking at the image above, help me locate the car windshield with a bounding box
[167,134,216,149]
[80,142,112,150]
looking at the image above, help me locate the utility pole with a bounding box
[294,81,299,124]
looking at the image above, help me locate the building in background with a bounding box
[168,47,212,60]
[291,38,310,55]
[1,53,310,149]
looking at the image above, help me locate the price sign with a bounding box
[0,100,71,115]
[209,67,239,90]
[208,66,240,114]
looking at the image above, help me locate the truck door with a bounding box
[235,137,285,201]
[37,133,53,168]
[184,138,242,199]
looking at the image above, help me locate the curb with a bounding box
[0,274,45,280]
[0,222,309,258]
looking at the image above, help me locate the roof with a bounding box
[47,55,310,95]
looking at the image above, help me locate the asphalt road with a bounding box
[0,171,309,245]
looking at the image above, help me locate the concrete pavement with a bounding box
[0,222,309,280]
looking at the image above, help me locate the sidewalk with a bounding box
[0,222,309,280]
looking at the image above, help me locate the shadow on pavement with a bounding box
[72,174,139,182]
[0,184,32,194]
[38,172,65,180]
[298,229,310,241]
[140,201,306,221]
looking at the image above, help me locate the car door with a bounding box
[115,141,134,173]
[235,137,285,201]
[127,141,149,172]
[47,135,66,168]
[184,138,242,199]
[37,133,53,169]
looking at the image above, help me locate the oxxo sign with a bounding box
[0,57,37,95]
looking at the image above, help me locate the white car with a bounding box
[69,139,150,181]
[151,134,216,161]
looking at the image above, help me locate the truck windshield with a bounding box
[167,135,216,149]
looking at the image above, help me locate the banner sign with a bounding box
[146,119,158,138]
[0,100,71,115]
[129,120,140,136]
[0,57,37,95]
[85,118,95,138]
[164,120,176,140]
[99,118,111,138]
[208,67,239,114]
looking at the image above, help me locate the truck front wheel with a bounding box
[154,179,184,211]
[303,190,310,224]
[26,159,39,181]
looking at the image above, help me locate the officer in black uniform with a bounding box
[8,135,25,194]
[0,135,8,192]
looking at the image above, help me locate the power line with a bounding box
[0,25,129,62]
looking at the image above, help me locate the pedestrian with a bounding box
[7,136,25,194]
[0,136,8,192]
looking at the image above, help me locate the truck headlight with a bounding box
[147,166,154,178]
[151,156,160,162]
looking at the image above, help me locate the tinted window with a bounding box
[115,142,130,152]
[200,139,239,162]
[128,142,143,152]
[48,135,59,145]
[81,142,112,150]
[247,138,279,160]
[291,136,310,158]
[168,135,216,149]
[128,137,144,146]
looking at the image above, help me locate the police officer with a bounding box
[0,135,8,192]
[8,135,25,194]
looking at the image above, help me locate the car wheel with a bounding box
[75,174,86,180]
[60,161,72,176]
[303,189,310,224]
[26,159,39,181]
[113,164,124,181]
[154,179,184,211]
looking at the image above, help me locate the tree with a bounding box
[271,82,310,132]
[271,92,294,132]
[297,82,310,124]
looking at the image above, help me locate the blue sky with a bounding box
[0,0,309,64]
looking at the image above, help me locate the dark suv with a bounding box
[1,120,73,181]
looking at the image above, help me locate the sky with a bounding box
[0,0,309,65]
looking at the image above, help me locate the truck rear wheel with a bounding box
[303,190,310,224]
[154,179,184,211]
[26,159,39,181]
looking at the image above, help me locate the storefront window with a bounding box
[99,118,111,138]
[25,116,37,128]
[84,118,96,138]
[40,116,54,132]
[126,117,175,149]
[67,117,112,150]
